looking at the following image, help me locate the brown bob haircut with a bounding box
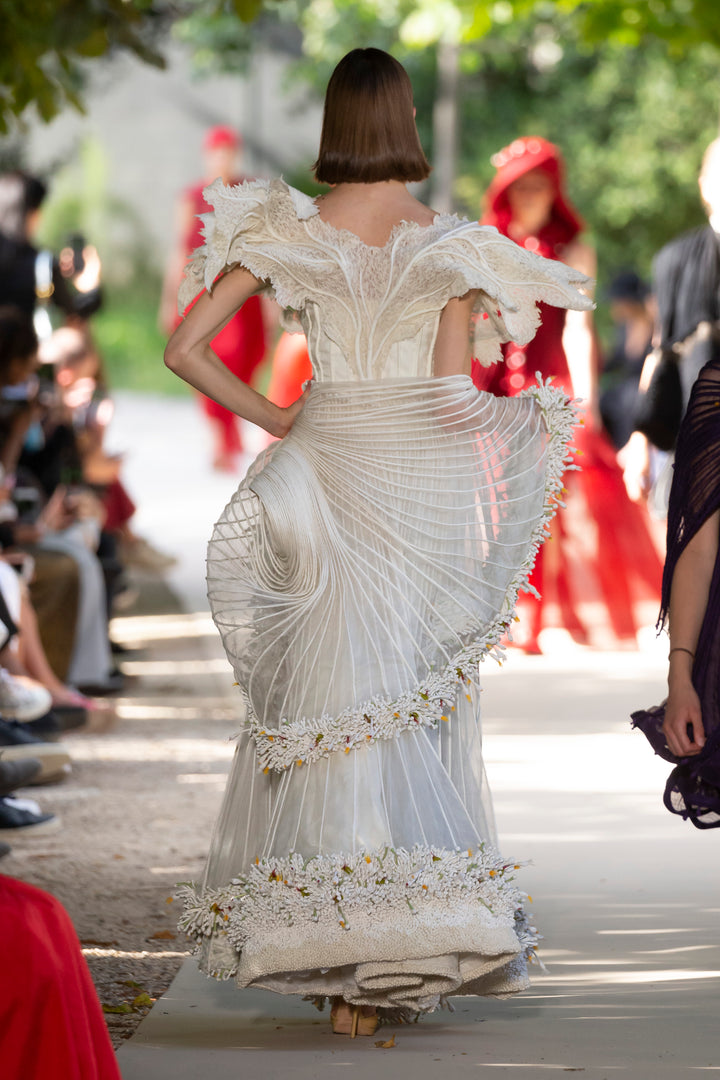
[314,48,431,185]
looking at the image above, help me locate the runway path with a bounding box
[110,394,720,1079]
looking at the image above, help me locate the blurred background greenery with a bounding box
[2,0,720,391]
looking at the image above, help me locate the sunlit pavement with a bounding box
[112,393,720,1079]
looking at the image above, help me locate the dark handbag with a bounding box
[633,347,682,451]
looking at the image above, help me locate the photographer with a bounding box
[0,171,101,336]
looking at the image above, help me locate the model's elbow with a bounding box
[164,339,188,374]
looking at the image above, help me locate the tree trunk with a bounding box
[431,40,459,214]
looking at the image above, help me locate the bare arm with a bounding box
[562,241,599,424]
[164,266,307,438]
[433,291,479,377]
[620,302,664,500]
[619,348,662,502]
[662,509,719,756]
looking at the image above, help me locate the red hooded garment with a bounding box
[473,137,662,649]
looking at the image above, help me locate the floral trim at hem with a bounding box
[177,844,539,982]
[238,376,577,773]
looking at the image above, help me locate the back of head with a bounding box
[314,48,430,185]
[0,171,47,247]
[203,125,241,153]
[0,305,38,382]
[0,173,28,244]
[607,270,650,305]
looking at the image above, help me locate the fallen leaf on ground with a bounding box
[132,993,154,1007]
[81,939,119,947]
[148,930,176,940]
[374,1035,396,1049]
[122,980,143,989]
[102,1003,133,1015]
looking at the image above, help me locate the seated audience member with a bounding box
[0,579,67,836]
[0,306,117,694]
[39,326,176,574]
[0,170,102,330]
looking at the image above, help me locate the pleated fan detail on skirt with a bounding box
[179,374,576,1010]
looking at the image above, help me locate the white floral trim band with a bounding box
[177,843,539,981]
[248,663,483,774]
[241,377,577,772]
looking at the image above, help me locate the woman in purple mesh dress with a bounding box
[632,355,720,827]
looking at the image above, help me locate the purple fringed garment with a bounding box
[631,355,720,828]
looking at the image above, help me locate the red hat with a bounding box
[483,136,583,243]
[203,125,241,152]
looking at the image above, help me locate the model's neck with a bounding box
[330,180,409,198]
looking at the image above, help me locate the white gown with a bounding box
[177,178,592,1012]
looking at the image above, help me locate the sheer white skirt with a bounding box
[180,375,574,1010]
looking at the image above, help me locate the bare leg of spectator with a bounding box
[0,588,92,707]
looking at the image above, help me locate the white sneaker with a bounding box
[0,671,53,722]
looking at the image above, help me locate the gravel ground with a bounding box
[2,576,237,1047]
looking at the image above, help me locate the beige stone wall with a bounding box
[20,43,323,270]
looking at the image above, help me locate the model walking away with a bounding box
[165,50,592,1035]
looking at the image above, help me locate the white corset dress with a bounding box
[177,178,593,1012]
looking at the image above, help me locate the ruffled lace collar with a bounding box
[283,181,319,222]
[272,177,463,251]
[306,209,464,253]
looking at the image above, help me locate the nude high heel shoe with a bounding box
[330,999,379,1037]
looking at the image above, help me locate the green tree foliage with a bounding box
[548,0,720,51]
[452,23,720,283]
[0,0,266,132]
[6,1,718,134]
[211,3,717,287]
[0,0,167,131]
[4,0,720,294]
[172,0,259,76]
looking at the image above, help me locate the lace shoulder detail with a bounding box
[177,183,594,377]
[424,222,595,366]
[177,177,324,315]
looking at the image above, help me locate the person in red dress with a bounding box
[0,875,122,1079]
[473,137,662,651]
[266,330,312,409]
[159,126,268,471]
